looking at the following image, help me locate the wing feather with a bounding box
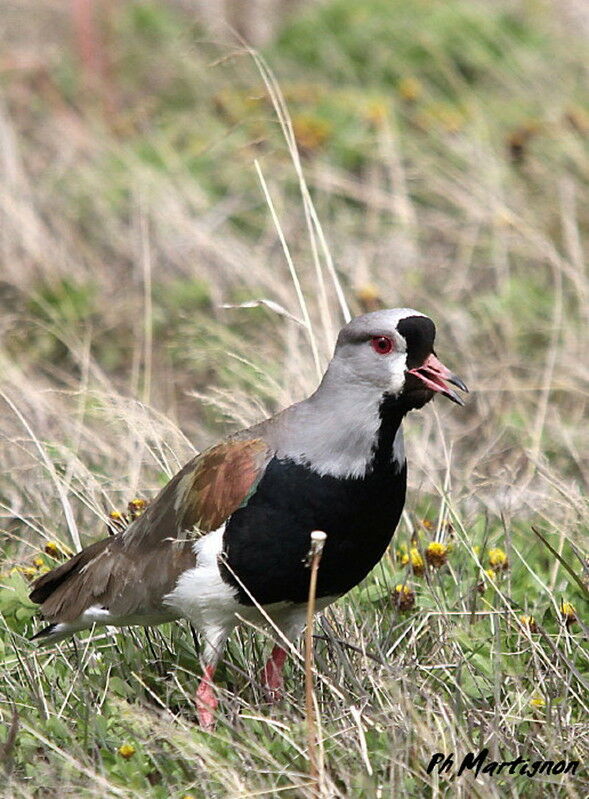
[30,437,273,625]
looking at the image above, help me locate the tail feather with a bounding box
[29,623,78,645]
[28,526,195,638]
[29,538,111,606]
[30,623,57,641]
[29,624,57,641]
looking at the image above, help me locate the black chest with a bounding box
[221,452,406,606]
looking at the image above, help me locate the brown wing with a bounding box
[129,436,272,546]
[30,437,273,624]
[29,536,196,623]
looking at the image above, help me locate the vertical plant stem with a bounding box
[139,210,153,407]
[305,530,327,796]
[254,159,322,380]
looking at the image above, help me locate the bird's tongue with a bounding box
[408,354,468,406]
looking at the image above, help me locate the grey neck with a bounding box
[266,377,406,479]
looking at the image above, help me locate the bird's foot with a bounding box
[196,665,217,731]
[260,645,287,704]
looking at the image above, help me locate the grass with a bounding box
[0,0,587,796]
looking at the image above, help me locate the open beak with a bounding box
[407,353,468,406]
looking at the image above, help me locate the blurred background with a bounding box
[0,3,587,795]
[0,0,587,547]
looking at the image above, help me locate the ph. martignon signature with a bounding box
[427,749,579,779]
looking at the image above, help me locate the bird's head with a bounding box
[330,308,467,411]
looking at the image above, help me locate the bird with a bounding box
[29,308,467,729]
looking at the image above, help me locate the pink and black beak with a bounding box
[408,353,468,406]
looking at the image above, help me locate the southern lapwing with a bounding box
[29,309,467,728]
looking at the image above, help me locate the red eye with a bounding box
[370,336,394,355]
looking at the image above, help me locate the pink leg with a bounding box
[195,664,217,731]
[260,645,288,703]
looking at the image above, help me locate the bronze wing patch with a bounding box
[183,437,272,532]
[124,436,273,548]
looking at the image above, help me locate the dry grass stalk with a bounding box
[0,2,587,795]
[305,530,327,796]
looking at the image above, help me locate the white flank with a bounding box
[163,526,239,663]
[164,526,342,663]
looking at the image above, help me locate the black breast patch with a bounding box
[397,315,436,369]
[221,454,407,606]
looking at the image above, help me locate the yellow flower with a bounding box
[108,509,128,532]
[19,566,38,579]
[397,76,423,102]
[421,519,434,531]
[44,541,60,557]
[560,601,577,628]
[364,100,388,127]
[477,568,496,594]
[488,548,509,571]
[355,283,383,313]
[292,114,332,153]
[44,540,72,558]
[401,547,425,576]
[393,584,415,611]
[425,542,449,569]
[118,744,136,759]
[530,694,545,708]
[128,498,149,518]
[519,615,538,633]
[395,544,407,563]
[32,556,45,568]
[472,545,480,556]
